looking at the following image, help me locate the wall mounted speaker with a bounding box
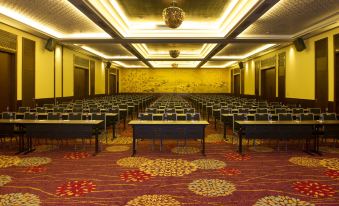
[45,38,56,51]
[238,62,244,69]
[293,37,306,52]
[105,62,112,69]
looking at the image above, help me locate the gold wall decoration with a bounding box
[119,68,230,93]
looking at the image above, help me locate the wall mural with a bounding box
[119,68,230,93]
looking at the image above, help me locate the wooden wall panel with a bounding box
[22,38,35,107]
[90,60,95,96]
[0,51,15,111]
[278,52,286,101]
[241,68,244,95]
[315,38,328,110]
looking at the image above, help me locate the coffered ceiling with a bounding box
[0,0,338,68]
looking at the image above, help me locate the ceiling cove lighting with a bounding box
[91,0,259,38]
[162,1,185,29]
[112,61,146,68]
[0,6,110,39]
[212,44,276,60]
[80,46,137,60]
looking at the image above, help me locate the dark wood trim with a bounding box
[60,38,290,44]
[241,68,244,94]
[197,0,279,68]
[61,45,64,98]
[334,34,339,113]
[315,37,329,110]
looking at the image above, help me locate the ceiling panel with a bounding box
[80,44,134,58]
[215,43,265,57]
[239,0,339,37]
[149,61,201,68]
[116,0,231,22]
[202,61,235,68]
[145,43,205,53]
[0,0,108,38]
[112,61,147,68]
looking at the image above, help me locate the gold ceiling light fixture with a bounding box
[169,49,180,58]
[162,0,185,29]
[171,63,178,68]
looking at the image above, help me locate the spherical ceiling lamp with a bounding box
[162,1,185,29]
[171,63,178,68]
[169,50,180,58]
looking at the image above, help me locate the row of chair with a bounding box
[139,113,200,121]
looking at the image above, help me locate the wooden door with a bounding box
[74,67,89,99]
[261,68,276,101]
[0,51,15,111]
[234,74,240,96]
[335,34,339,113]
[22,38,35,108]
[315,38,328,110]
[109,74,117,95]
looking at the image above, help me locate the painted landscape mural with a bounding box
[119,68,230,93]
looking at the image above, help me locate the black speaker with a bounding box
[293,37,306,52]
[105,62,112,69]
[238,62,244,69]
[45,38,56,51]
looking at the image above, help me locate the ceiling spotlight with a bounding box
[169,50,180,58]
[162,1,185,29]
[171,63,178,68]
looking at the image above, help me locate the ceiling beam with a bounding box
[60,38,290,44]
[197,0,280,68]
[68,0,153,68]
[108,58,241,61]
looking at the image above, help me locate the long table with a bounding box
[235,120,339,154]
[0,119,103,155]
[129,120,209,156]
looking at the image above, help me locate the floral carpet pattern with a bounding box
[0,122,338,205]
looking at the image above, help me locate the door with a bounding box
[109,74,117,95]
[335,34,339,113]
[0,51,15,111]
[234,74,240,96]
[74,67,89,99]
[315,38,328,110]
[22,38,35,108]
[261,68,276,101]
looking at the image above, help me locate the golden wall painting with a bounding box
[119,68,230,93]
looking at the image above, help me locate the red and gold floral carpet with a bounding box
[0,123,339,206]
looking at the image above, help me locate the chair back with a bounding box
[300,113,314,121]
[255,113,270,121]
[256,108,268,113]
[152,114,164,120]
[321,113,337,120]
[69,113,82,120]
[24,112,36,120]
[275,108,287,114]
[278,113,293,121]
[186,113,200,121]
[309,108,321,114]
[139,113,152,120]
[165,113,177,121]
[292,108,304,114]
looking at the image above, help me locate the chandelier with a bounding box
[171,63,178,68]
[169,50,180,58]
[162,1,185,29]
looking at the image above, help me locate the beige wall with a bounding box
[0,23,106,100]
[241,27,339,100]
[120,68,230,93]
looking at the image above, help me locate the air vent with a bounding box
[74,55,89,69]
[0,29,17,52]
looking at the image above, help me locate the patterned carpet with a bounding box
[0,122,339,206]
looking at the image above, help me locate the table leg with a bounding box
[238,128,243,154]
[223,121,226,139]
[132,128,136,156]
[202,127,206,156]
[112,123,116,139]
